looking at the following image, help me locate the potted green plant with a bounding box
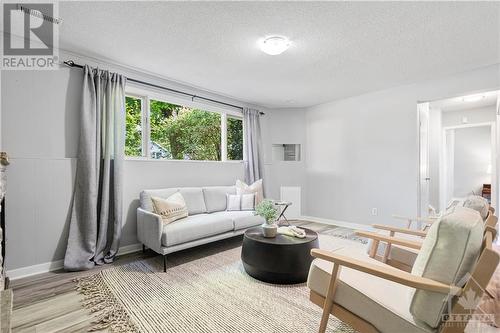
[254,200,279,238]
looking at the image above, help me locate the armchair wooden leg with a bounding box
[319,263,341,333]
[163,255,167,272]
[382,231,395,263]
[368,239,379,258]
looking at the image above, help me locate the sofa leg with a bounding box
[163,255,167,272]
[142,244,146,253]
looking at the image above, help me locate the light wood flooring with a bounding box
[9,221,331,333]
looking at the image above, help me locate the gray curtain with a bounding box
[64,65,126,271]
[242,108,264,185]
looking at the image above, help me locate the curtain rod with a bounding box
[63,60,264,115]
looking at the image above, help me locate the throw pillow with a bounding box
[226,194,241,211]
[236,179,264,204]
[226,193,256,211]
[241,193,256,211]
[151,192,188,224]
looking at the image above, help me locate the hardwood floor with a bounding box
[10,250,156,333]
[9,221,328,332]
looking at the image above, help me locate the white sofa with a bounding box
[137,186,265,271]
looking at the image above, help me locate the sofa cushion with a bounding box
[307,249,435,333]
[203,186,236,213]
[140,188,179,212]
[161,214,233,247]
[211,211,264,230]
[410,207,484,328]
[178,188,207,215]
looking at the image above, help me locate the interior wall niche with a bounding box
[272,144,301,161]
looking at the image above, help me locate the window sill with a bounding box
[124,157,244,164]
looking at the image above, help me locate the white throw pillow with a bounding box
[151,192,188,224]
[236,179,264,204]
[241,194,256,211]
[226,194,241,211]
[226,193,256,211]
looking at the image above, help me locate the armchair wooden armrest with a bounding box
[392,214,437,228]
[311,248,460,295]
[372,224,427,237]
[356,231,423,249]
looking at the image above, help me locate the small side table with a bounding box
[274,201,292,225]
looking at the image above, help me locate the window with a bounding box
[125,92,243,161]
[125,96,143,157]
[227,117,243,160]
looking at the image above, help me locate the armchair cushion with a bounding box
[307,248,435,333]
[410,207,483,328]
[463,195,489,220]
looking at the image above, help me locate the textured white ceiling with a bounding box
[58,1,500,108]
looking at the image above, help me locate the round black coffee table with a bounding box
[241,227,319,284]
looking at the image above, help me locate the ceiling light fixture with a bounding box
[462,94,485,102]
[259,36,291,55]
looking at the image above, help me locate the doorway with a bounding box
[418,90,499,218]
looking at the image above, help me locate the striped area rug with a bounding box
[77,234,357,333]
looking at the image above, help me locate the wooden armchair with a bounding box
[360,205,495,272]
[307,208,499,333]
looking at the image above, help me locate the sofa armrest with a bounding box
[137,208,163,254]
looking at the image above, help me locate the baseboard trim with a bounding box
[117,243,142,256]
[299,215,374,231]
[6,259,64,281]
[7,243,143,281]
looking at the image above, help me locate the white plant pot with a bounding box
[261,223,278,238]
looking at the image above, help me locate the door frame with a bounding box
[417,102,430,219]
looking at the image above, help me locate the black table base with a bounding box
[241,227,319,284]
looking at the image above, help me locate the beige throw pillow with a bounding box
[151,192,188,224]
[236,179,264,204]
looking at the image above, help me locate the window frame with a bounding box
[125,85,243,163]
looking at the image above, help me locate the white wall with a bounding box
[1,49,277,273]
[261,108,307,210]
[453,126,492,197]
[304,64,500,226]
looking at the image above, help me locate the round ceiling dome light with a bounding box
[259,36,291,55]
